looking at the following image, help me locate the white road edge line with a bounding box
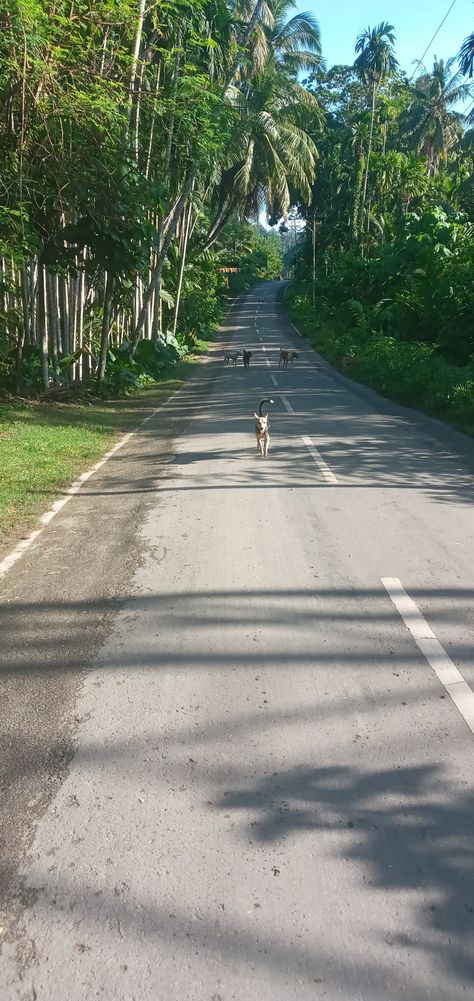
[301,435,338,483]
[280,395,294,415]
[270,374,278,387]
[1,291,248,582]
[382,577,474,736]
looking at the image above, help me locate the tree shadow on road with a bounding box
[216,760,474,989]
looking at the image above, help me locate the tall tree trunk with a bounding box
[46,270,59,374]
[145,62,162,179]
[173,194,194,335]
[132,0,267,349]
[226,0,268,88]
[133,58,146,164]
[126,0,146,142]
[202,199,237,251]
[130,165,197,350]
[16,266,30,392]
[37,263,49,393]
[58,275,69,353]
[76,266,85,381]
[97,271,114,385]
[360,78,377,238]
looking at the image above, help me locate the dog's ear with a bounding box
[254,413,259,419]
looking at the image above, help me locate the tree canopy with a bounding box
[0,3,473,403]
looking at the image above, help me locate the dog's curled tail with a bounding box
[258,398,274,416]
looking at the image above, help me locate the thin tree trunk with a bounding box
[97,271,114,385]
[58,275,69,353]
[145,62,162,179]
[76,266,85,381]
[46,270,59,374]
[202,199,237,251]
[133,58,146,164]
[361,79,377,233]
[29,261,37,344]
[66,273,78,383]
[131,164,198,350]
[132,0,267,349]
[37,264,49,393]
[126,0,146,142]
[173,195,194,335]
[16,266,30,392]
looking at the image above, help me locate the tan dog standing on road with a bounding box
[254,398,273,457]
[279,348,298,367]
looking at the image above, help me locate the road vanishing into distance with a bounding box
[1,281,474,1001]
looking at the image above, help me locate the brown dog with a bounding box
[254,398,273,457]
[279,348,290,368]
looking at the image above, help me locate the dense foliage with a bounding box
[0,0,316,394]
[288,30,474,433]
[1,2,473,431]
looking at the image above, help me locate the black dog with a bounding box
[243,349,253,368]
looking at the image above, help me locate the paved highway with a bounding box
[1,281,474,1000]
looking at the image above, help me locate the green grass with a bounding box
[0,347,209,558]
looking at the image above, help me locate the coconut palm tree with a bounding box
[353,22,398,230]
[271,0,322,72]
[459,30,474,77]
[202,65,321,248]
[201,0,323,248]
[251,0,322,74]
[400,58,471,175]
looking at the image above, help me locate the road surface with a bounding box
[1,281,474,1000]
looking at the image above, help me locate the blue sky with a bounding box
[298,0,473,77]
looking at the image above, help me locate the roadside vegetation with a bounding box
[0,350,206,556]
[0,0,299,400]
[1,4,474,553]
[286,25,474,436]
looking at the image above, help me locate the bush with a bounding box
[287,289,474,435]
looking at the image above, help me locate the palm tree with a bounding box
[400,58,471,175]
[202,66,321,248]
[459,31,474,77]
[353,22,398,230]
[249,0,322,75]
[201,0,323,248]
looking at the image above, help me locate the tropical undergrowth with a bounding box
[287,207,474,435]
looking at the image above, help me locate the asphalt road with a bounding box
[1,281,474,1001]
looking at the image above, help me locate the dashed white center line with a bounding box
[280,395,294,414]
[382,577,474,736]
[301,435,338,483]
[270,374,278,387]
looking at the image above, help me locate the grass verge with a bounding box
[0,343,210,559]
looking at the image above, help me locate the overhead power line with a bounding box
[409,0,458,80]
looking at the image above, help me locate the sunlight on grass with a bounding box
[0,349,208,556]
